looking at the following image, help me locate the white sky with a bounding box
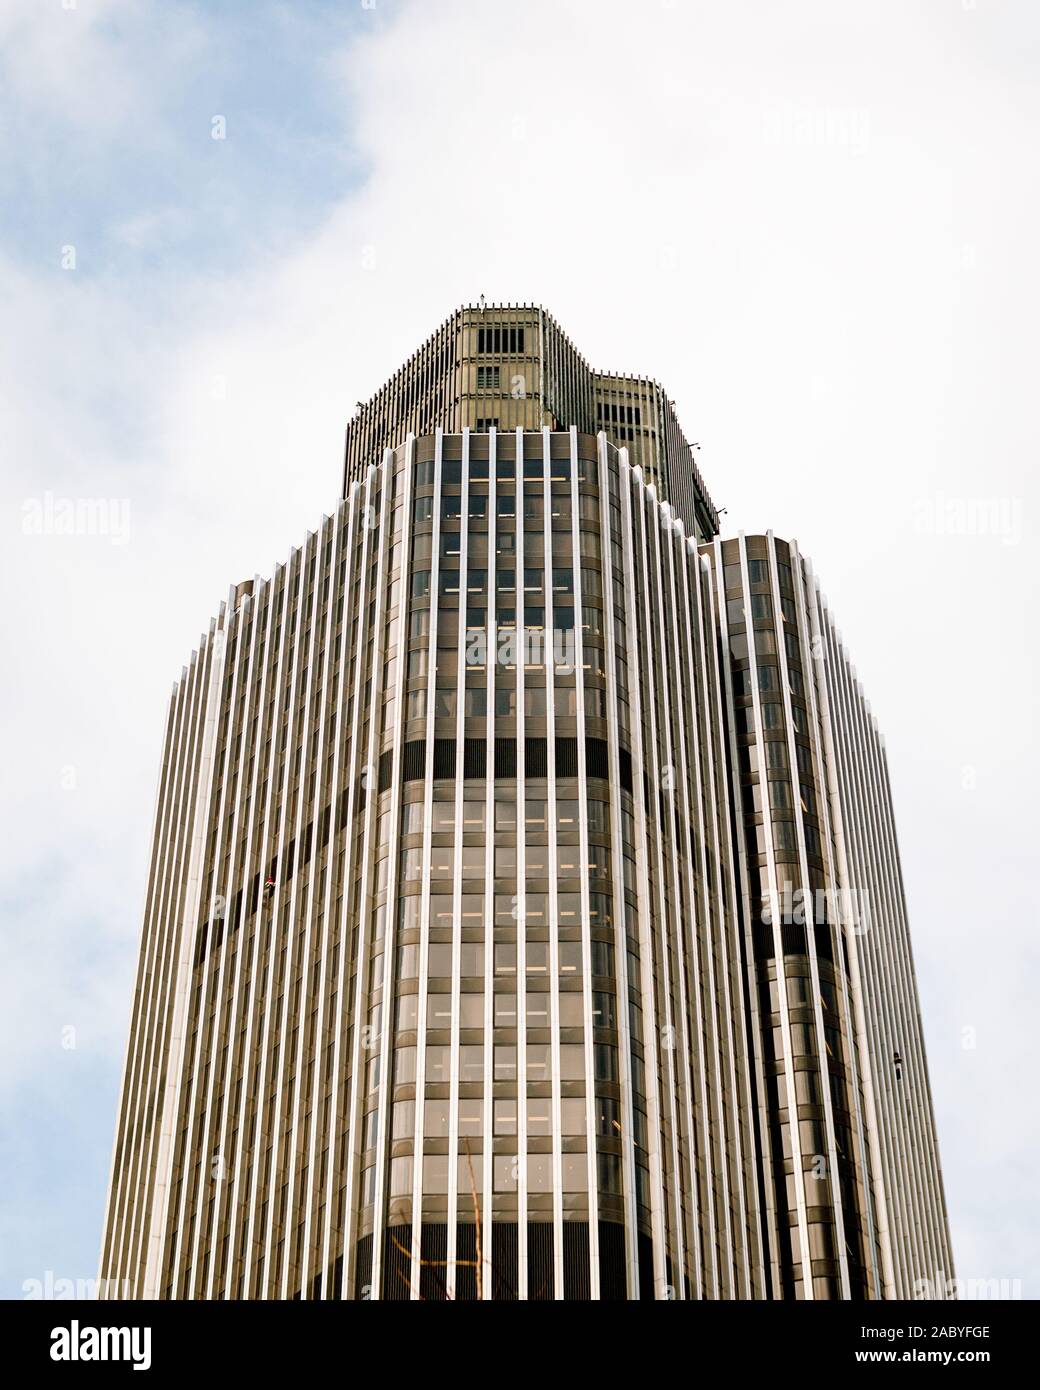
[1,0,1036,1298]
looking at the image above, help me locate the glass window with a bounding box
[761,702,784,730]
[559,942,582,975]
[494,1099,517,1135]
[494,992,516,1026]
[561,1098,586,1135]
[459,994,484,1028]
[523,943,547,975]
[426,994,453,1028]
[526,992,550,1027]
[562,1155,587,1192]
[429,943,453,976]
[526,1099,551,1137]
[527,1155,551,1193]
[461,845,485,877]
[392,1100,414,1140]
[396,994,419,1030]
[750,593,771,619]
[424,1154,450,1194]
[394,1046,416,1084]
[389,1156,412,1198]
[426,1045,450,1083]
[425,1099,450,1137]
[559,993,584,1027]
[494,1045,517,1080]
[524,687,546,716]
[494,1155,518,1191]
[433,688,456,717]
[459,1044,483,1081]
[526,1044,551,1083]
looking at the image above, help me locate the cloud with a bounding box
[2,0,1037,1298]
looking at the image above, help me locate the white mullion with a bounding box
[695,547,764,1299]
[222,561,294,1299]
[317,495,364,1296]
[446,429,471,1296]
[685,540,745,1297]
[789,544,873,1301]
[668,523,719,1299]
[406,431,442,1297]
[168,599,248,1296]
[568,427,600,1298]
[658,514,710,1298]
[539,426,564,1300]
[98,681,181,1295]
[636,485,686,1294]
[595,436,641,1298]
[207,571,280,1300]
[803,563,895,1300]
[834,630,919,1290]
[848,645,935,1287]
[239,546,309,1298]
[258,533,324,1296]
[708,537,779,1298]
[738,532,813,1294]
[282,519,343,1289]
[834,633,910,1294]
[513,427,529,1299]
[137,632,221,1297]
[339,464,389,1299]
[766,533,850,1299]
[863,701,943,1285]
[191,587,263,1296]
[118,648,204,1294]
[481,431,496,1299]
[361,448,404,1300]
[617,462,669,1298]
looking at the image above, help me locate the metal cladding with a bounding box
[343,304,719,543]
[705,534,954,1299]
[101,356,952,1301]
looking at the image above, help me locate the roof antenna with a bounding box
[478,294,486,313]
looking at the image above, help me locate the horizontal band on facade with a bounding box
[386,734,632,787]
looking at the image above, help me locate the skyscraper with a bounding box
[99,306,952,1300]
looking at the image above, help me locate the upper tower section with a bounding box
[342,303,719,541]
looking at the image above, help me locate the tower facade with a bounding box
[100,312,952,1300]
[343,304,719,543]
[705,534,953,1298]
